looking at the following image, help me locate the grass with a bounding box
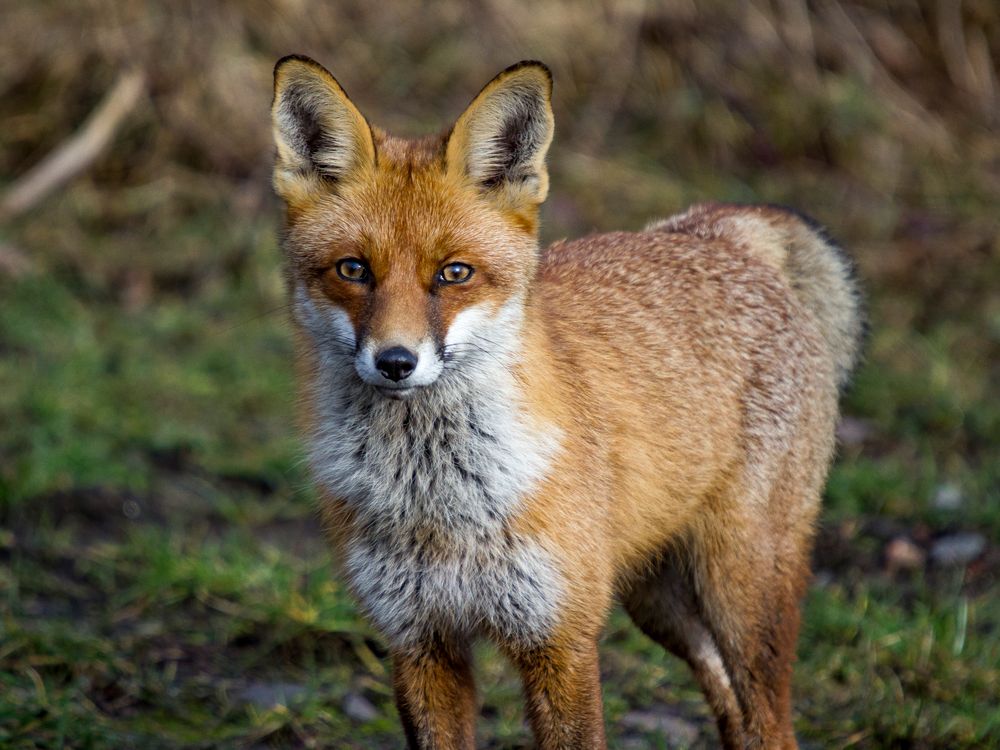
[2,1,1000,747]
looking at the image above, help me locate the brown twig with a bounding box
[0,69,146,222]
[938,0,998,122]
[819,0,953,155]
[576,0,648,154]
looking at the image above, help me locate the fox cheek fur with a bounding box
[272,54,864,750]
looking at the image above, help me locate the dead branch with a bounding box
[0,69,146,222]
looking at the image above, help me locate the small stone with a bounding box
[621,709,699,744]
[932,483,963,511]
[930,533,987,567]
[236,681,307,709]
[122,498,141,520]
[342,691,379,722]
[884,537,925,572]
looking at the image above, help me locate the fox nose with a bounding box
[375,346,418,382]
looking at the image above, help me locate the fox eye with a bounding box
[336,258,370,283]
[438,263,474,284]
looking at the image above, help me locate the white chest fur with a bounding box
[301,303,563,647]
[344,523,562,648]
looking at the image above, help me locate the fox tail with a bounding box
[648,203,866,389]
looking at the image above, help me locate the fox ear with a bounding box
[446,61,554,218]
[271,55,375,200]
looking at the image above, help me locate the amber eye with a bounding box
[336,258,370,282]
[438,263,474,284]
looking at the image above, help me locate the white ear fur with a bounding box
[271,56,375,192]
[446,62,554,208]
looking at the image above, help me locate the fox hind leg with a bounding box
[624,520,806,750]
[691,514,807,750]
[622,545,745,749]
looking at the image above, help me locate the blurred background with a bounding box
[1,0,997,747]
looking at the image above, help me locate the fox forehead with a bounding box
[285,143,524,273]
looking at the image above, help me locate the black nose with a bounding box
[375,346,418,382]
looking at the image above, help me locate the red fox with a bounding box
[271,55,864,750]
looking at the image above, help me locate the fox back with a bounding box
[271,56,864,750]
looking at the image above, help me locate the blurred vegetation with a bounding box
[1,0,998,748]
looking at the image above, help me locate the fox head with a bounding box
[271,56,554,399]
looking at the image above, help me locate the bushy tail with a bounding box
[648,203,866,389]
[774,208,865,389]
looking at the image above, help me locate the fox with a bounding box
[270,55,864,750]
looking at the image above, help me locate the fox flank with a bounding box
[271,55,864,750]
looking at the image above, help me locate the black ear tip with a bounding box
[273,54,332,83]
[274,54,313,76]
[504,60,552,86]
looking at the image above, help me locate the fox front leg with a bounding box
[509,636,607,750]
[392,641,477,750]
